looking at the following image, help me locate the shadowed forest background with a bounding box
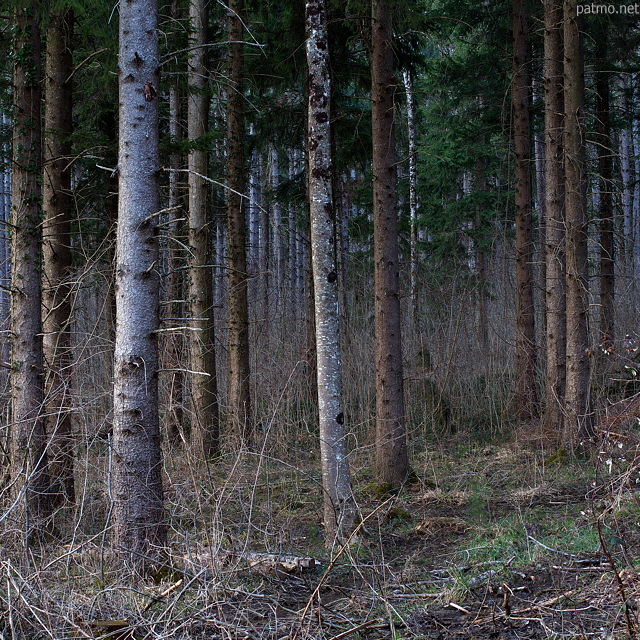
[2,0,640,638]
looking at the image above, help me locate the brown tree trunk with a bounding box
[306,0,356,543]
[11,1,51,530]
[227,0,252,446]
[187,0,219,457]
[512,0,537,419]
[372,0,408,487]
[563,0,591,444]
[114,0,166,568]
[541,0,566,437]
[43,7,75,505]
[164,0,185,445]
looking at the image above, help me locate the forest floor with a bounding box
[6,425,640,640]
[149,426,640,640]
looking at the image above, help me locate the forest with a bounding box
[2,0,640,638]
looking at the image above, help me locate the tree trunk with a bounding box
[372,0,408,487]
[541,0,566,436]
[164,0,185,445]
[403,70,419,329]
[595,27,614,346]
[512,0,537,419]
[114,0,166,567]
[306,0,356,543]
[227,0,252,445]
[270,146,285,301]
[634,111,640,281]
[0,113,9,393]
[11,1,51,529]
[43,7,75,505]
[187,0,219,457]
[563,0,591,444]
[618,75,633,259]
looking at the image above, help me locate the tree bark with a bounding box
[541,0,566,436]
[372,0,409,487]
[187,0,219,457]
[114,0,166,567]
[164,0,185,445]
[227,0,252,445]
[306,0,357,544]
[618,75,633,258]
[11,1,51,528]
[512,0,537,419]
[403,70,419,329]
[563,0,591,444]
[43,7,75,505]
[595,26,614,346]
[0,113,9,392]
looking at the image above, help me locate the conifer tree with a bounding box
[43,6,75,504]
[512,0,537,419]
[227,0,252,446]
[306,0,356,543]
[563,0,591,442]
[187,0,219,457]
[10,0,51,527]
[542,0,566,436]
[372,0,408,487]
[113,0,166,567]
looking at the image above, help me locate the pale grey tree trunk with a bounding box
[187,0,219,457]
[270,146,285,304]
[259,152,270,320]
[288,149,298,306]
[403,70,419,328]
[306,0,356,543]
[618,75,633,256]
[114,0,166,566]
[11,2,51,531]
[248,134,260,279]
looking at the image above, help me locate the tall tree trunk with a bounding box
[512,0,537,419]
[633,109,640,281]
[260,151,271,321]
[43,7,75,505]
[164,0,185,445]
[306,0,356,543]
[270,146,285,301]
[114,0,166,567]
[165,85,184,444]
[372,0,408,487]
[541,0,566,436]
[227,0,252,445]
[187,0,219,457]
[563,0,591,444]
[618,75,633,259]
[403,70,419,329]
[11,1,51,530]
[0,113,10,394]
[595,27,614,346]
